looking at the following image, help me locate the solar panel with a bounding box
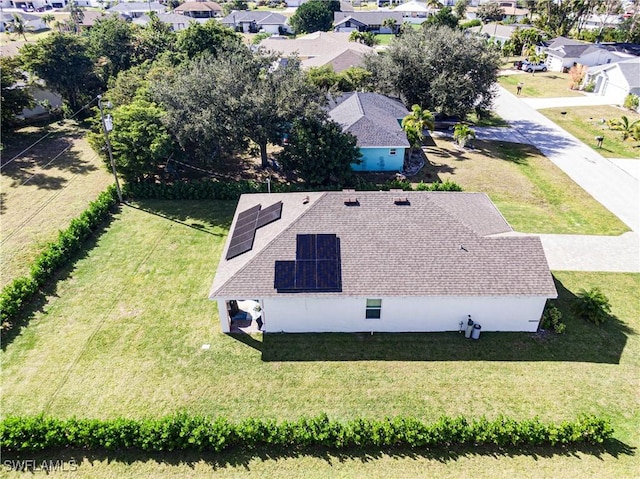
[296,234,317,260]
[296,260,316,289]
[236,204,261,222]
[274,261,296,290]
[316,234,338,260]
[255,201,282,229]
[316,260,339,290]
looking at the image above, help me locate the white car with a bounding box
[521,62,547,73]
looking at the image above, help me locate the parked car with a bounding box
[521,62,547,72]
[433,114,461,130]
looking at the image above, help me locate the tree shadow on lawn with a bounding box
[126,200,235,235]
[505,119,582,157]
[2,439,633,471]
[0,212,120,352]
[260,276,634,364]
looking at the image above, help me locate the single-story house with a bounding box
[466,1,528,21]
[221,11,289,34]
[0,11,46,32]
[209,191,557,334]
[108,1,165,18]
[18,82,63,120]
[258,31,374,72]
[583,57,640,106]
[329,92,410,172]
[133,12,193,31]
[580,13,623,31]
[333,11,404,33]
[173,1,222,18]
[468,23,533,45]
[542,36,634,72]
[386,1,432,24]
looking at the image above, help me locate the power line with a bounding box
[19,144,72,187]
[0,96,98,171]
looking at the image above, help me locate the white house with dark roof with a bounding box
[173,1,222,18]
[133,12,193,31]
[329,92,410,172]
[209,191,557,334]
[333,11,404,33]
[108,1,165,18]
[583,57,640,106]
[542,37,634,72]
[221,10,289,34]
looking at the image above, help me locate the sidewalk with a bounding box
[520,95,619,110]
[491,86,640,272]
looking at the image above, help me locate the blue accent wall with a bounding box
[352,147,406,172]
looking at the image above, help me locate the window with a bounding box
[389,148,397,156]
[366,299,382,319]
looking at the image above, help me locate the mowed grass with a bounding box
[498,71,583,98]
[420,136,629,235]
[1,200,638,477]
[0,121,112,287]
[539,105,640,159]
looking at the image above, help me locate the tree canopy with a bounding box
[476,1,505,22]
[365,26,501,118]
[289,0,334,33]
[425,6,459,29]
[20,33,99,111]
[279,117,361,187]
[175,20,242,60]
[85,16,136,84]
[0,56,33,134]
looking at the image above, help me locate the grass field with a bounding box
[0,121,113,287]
[498,72,583,98]
[418,137,629,235]
[539,105,640,159]
[1,200,638,478]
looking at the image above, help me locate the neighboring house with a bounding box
[221,11,289,34]
[583,57,640,105]
[209,191,557,334]
[466,1,528,21]
[580,13,623,31]
[542,36,636,71]
[79,10,120,30]
[333,11,404,33]
[468,23,532,45]
[108,1,165,18]
[133,12,192,31]
[329,92,410,172]
[18,82,63,120]
[173,1,222,18]
[258,31,374,72]
[0,11,46,32]
[386,1,432,24]
[0,0,51,9]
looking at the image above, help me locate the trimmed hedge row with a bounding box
[0,414,612,453]
[0,186,119,336]
[123,178,463,200]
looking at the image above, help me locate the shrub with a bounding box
[572,287,612,325]
[583,82,595,93]
[623,93,639,111]
[0,186,118,337]
[541,304,566,334]
[0,414,612,453]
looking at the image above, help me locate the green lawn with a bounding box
[1,200,638,478]
[420,137,629,235]
[498,72,583,98]
[539,105,640,159]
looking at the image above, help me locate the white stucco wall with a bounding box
[593,67,631,104]
[258,295,547,333]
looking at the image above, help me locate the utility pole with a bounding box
[97,95,123,203]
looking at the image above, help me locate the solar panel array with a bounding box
[226,201,283,260]
[274,234,342,292]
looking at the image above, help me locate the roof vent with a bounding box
[389,189,404,193]
[344,197,359,206]
[393,197,410,205]
[303,195,309,204]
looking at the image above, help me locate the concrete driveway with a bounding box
[489,86,640,272]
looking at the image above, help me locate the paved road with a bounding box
[488,87,640,272]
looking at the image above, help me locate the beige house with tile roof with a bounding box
[210,191,557,333]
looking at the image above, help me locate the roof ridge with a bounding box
[211,192,328,296]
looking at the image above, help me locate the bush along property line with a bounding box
[123,178,462,200]
[0,414,612,453]
[0,186,119,338]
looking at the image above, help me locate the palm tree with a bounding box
[382,17,398,34]
[9,14,30,42]
[401,104,434,154]
[41,14,56,28]
[608,116,640,141]
[453,123,476,148]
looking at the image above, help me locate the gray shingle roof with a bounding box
[616,57,640,88]
[109,1,165,13]
[210,191,557,299]
[333,11,404,26]
[329,92,410,148]
[221,11,287,25]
